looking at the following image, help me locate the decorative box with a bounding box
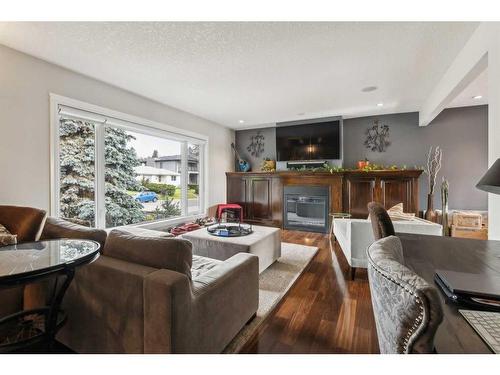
[451,225,488,240]
[452,212,482,229]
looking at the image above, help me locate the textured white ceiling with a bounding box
[0,22,479,129]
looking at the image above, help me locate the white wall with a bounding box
[488,31,500,239]
[419,22,500,239]
[0,45,234,212]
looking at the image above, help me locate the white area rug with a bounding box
[223,241,319,353]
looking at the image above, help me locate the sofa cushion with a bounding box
[191,255,222,279]
[41,217,107,248]
[104,228,193,279]
[120,226,174,238]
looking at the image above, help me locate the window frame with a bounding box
[50,94,209,229]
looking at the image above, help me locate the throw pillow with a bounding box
[387,203,415,221]
[0,224,17,246]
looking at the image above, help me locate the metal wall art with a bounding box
[364,120,391,152]
[247,131,265,157]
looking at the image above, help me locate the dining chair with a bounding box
[367,202,395,240]
[367,235,443,353]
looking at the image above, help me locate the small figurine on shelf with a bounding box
[261,158,276,172]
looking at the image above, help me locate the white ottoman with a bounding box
[182,225,281,273]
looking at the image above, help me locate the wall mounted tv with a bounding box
[276,118,342,162]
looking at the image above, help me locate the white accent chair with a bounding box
[333,217,442,279]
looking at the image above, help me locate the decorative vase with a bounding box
[441,179,450,236]
[425,194,436,222]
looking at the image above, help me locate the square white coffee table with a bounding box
[181,225,281,273]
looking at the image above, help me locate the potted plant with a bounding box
[357,158,370,169]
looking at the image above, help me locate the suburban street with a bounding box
[140,198,200,214]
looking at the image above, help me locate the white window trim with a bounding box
[50,93,209,229]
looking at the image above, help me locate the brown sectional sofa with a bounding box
[0,214,260,353]
[58,228,259,353]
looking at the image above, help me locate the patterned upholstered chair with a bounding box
[367,236,443,353]
[367,202,395,240]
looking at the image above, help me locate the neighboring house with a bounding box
[142,155,199,185]
[133,165,180,186]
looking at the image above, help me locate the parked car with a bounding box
[134,191,158,203]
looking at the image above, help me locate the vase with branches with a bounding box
[424,146,443,221]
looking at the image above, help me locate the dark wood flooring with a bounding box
[239,230,380,354]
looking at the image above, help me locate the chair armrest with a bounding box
[143,269,191,354]
[143,253,259,353]
[187,253,259,353]
[58,255,158,353]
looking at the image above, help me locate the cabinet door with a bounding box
[345,178,376,218]
[248,178,272,221]
[380,178,412,212]
[227,176,248,211]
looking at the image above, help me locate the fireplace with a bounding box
[283,185,329,233]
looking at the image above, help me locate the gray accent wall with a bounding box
[343,106,488,211]
[235,127,276,171]
[235,105,488,211]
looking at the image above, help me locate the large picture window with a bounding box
[52,96,206,229]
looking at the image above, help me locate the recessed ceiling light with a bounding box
[472,95,483,100]
[377,103,384,107]
[238,120,245,123]
[362,86,378,93]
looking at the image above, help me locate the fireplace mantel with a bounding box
[226,170,423,230]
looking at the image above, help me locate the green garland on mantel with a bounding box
[288,162,424,173]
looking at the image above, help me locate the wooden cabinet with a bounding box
[227,170,422,226]
[227,173,282,226]
[343,172,419,218]
[379,177,413,210]
[344,177,376,218]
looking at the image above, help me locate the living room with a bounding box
[1,1,500,372]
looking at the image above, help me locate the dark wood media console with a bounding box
[226,170,423,228]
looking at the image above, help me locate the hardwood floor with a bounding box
[239,230,380,354]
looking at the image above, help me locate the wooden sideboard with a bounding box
[226,170,422,227]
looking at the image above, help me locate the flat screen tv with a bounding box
[276,119,341,161]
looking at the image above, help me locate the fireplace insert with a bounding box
[283,185,329,233]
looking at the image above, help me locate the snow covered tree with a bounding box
[104,127,144,227]
[59,119,144,227]
[59,119,96,226]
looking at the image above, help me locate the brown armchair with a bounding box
[0,213,106,318]
[0,205,47,318]
[0,205,47,243]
